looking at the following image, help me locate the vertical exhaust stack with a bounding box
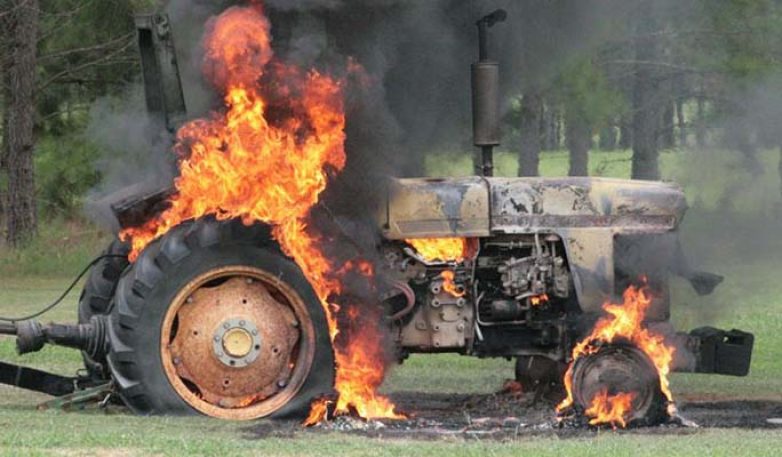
[472,9,507,177]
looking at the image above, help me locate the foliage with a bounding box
[35,133,102,215]
[552,58,626,130]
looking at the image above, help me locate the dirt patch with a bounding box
[246,388,782,441]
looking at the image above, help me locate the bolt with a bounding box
[186,297,193,304]
[291,321,300,328]
[277,379,288,388]
[246,278,254,284]
[457,323,465,332]
[173,357,181,365]
[223,322,230,329]
[252,329,259,335]
[239,320,246,327]
[217,352,224,358]
[214,336,220,342]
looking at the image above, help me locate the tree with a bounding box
[2,0,40,247]
[553,58,625,176]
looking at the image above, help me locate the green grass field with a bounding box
[2,149,782,455]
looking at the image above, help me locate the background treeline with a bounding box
[0,0,781,250]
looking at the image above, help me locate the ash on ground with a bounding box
[246,383,782,441]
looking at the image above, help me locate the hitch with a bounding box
[0,317,112,402]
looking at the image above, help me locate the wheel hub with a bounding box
[213,318,262,367]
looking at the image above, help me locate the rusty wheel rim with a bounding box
[571,345,660,423]
[161,265,315,420]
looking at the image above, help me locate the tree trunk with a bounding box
[661,102,675,150]
[4,0,39,247]
[541,105,559,151]
[518,91,542,177]
[631,0,661,180]
[599,125,617,151]
[619,117,632,150]
[567,116,591,176]
[676,98,686,148]
[695,96,707,148]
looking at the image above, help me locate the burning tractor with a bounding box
[0,5,754,428]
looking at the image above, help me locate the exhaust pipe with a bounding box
[472,9,507,177]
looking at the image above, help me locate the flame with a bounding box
[440,271,465,297]
[585,390,636,429]
[406,237,471,263]
[530,294,549,306]
[119,3,400,424]
[556,283,676,427]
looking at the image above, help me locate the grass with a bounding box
[2,149,782,454]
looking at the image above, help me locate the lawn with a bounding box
[2,148,782,455]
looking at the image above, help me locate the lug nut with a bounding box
[277,380,288,388]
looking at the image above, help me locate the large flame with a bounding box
[120,3,400,424]
[556,283,676,427]
[585,390,636,429]
[406,237,471,263]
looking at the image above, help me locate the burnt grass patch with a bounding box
[245,389,782,441]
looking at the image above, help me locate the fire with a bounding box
[119,3,400,424]
[585,390,636,429]
[530,294,548,306]
[406,237,471,263]
[440,270,464,297]
[557,283,676,427]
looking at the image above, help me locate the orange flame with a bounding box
[119,3,400,424]
[406,238,471,263]
[530,294,549,306]
[440,270,465,297]
[585,390,636,429]
[557,283,676,427]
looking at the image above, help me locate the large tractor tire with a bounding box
[107,218,334,419]
[78,239,130,379]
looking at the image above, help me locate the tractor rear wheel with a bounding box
[78,239,130,379]
[107,218,334,419]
